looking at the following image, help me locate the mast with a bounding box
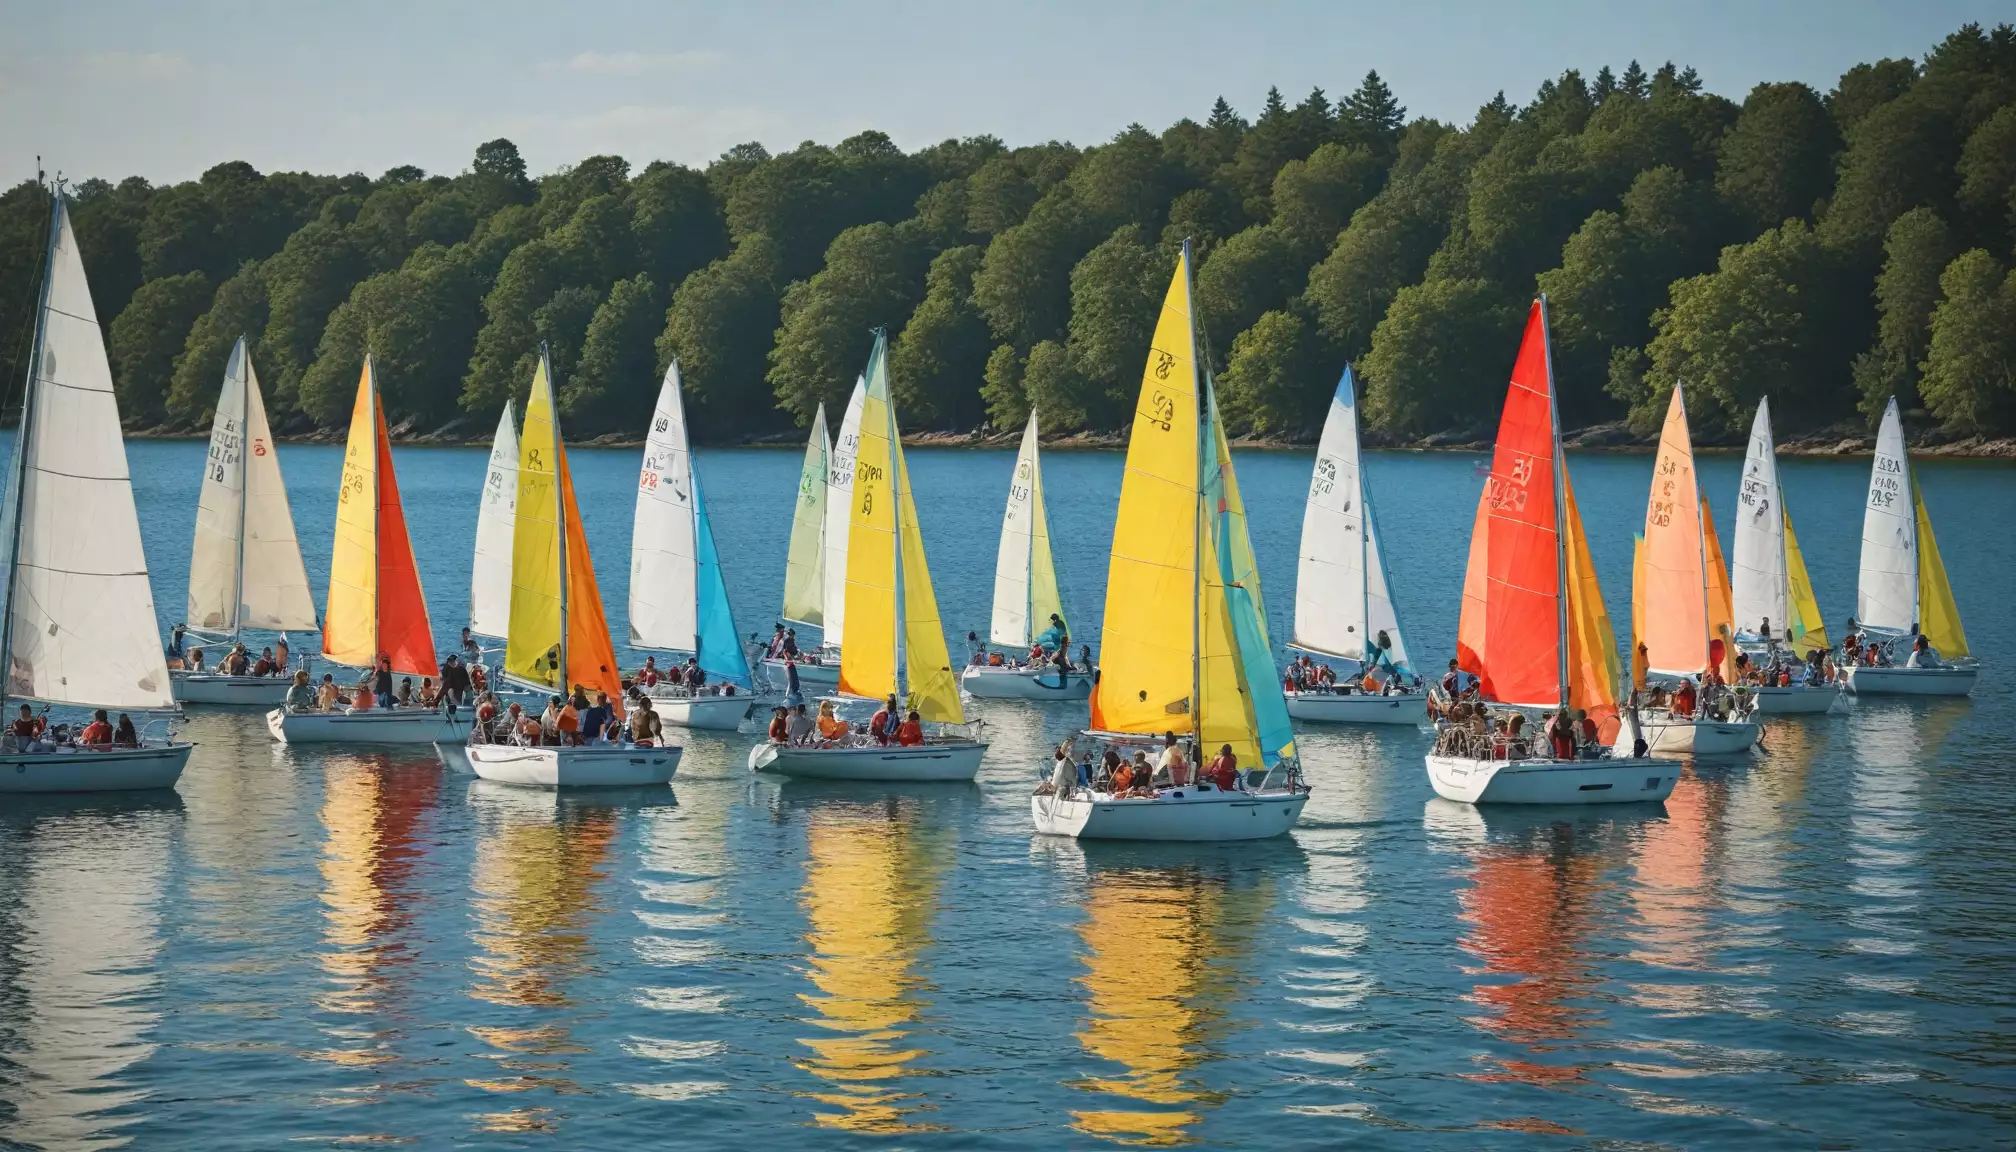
[1768,400,1792,643]
[544,344,569,689]
[1686,390,1713,677]
[1540,295,1569,711]
[1025,411,1037,648]
[882,332,907,706]
[0,188,62,693]
[1184,240,1203,745]
[1355,367,1371,672]
[365,354,381,662]
[231,340,250,641]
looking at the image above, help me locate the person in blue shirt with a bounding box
[580,691,612,743]
[1034,614,1069,654]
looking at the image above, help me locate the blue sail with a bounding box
[1202,381,1297,767]
[692,471,751,688]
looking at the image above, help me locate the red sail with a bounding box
[1455,301,1561,707]
[373,403,439,678]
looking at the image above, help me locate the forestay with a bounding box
[630,360,699,652]
[187,337,316,634]
[781,402,828,627]
[0,197,173,709]
[1731,398,1787,639]
[468,401,518,639]
[989,410,1063,648]
[820,377,867,648]
[1293,365,1410,671]
[1857,399,1916,635]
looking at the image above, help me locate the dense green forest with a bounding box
[5,23,2016,444]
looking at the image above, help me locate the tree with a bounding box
[1827,59,1917,136]
[1065,225,1165,426]
[71,177,150,322]
[1305,195,1443,366]
[0,181,50,404]
[562,273,662,434]
[1852,207,1959,416]
[1219,309,1322,436]
[628,161,729,290]
[1919,249,2016,431]
[1069,124,1177,234]
[1020,339,1091,431]
[1231,87,1306,217]
[891,246,991,430]
[258,220,371,413]
[972,190,1092,348]
[299,241,494,427]
[1957,105,2016,250]
[1361,278,1520,434]
[108,270,212,425]
[1191,224,1300,366]
[965,156,1039,235]
[167,261,268,421]
[1270,143,1386,258]
[137,183,223,281]
[1717,82,1839,231]
[656,236,785,438]
[768,222,930,425]
[1339,71,1406,163]
[979,343,1026,429]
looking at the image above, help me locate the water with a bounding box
[0,437,2012,1149]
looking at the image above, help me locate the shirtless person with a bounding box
[629,696,664,747]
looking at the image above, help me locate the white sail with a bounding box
[989,410,1041,647]
[236,352,317,630]
[187,340,250,632]
[2,198,173,709]
[1857,398,1916,634]
[1294,373,1371,660]
[468,401,517,638]
[781,402,828,626]
[1364,503,1410,670]
[819,375,867,648]
[1731,398,1788,637]
[629,360,698,650]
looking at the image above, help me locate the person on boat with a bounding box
[536,697,563,745]
[1206,745,1240,792]
[683,657,706,691]
[113,714,139,748]
[285,670,316,712]
[782,629,801,659]
[1756,617,1778,657]
[896,710,924,747]
[10,704,45,751]
[782,659,804,709]
[514,705,543,746]
[275,636,290,674]
[785,704,813,744]
[639,656,661,688]
[1046,746,1076,797]
[868,696,898,746]
[967,632,989,666]
[474,694,501,742]
[316,673,340,712]
[766,625,787,659]
[396,677,416,707]
[1672,678,1698,719]
[1546,710,1575,760]
[470,662,489,693]
[766,706,790,743]
[440,656,468,707]
[1842,621,1863,665]
[630,696,662,747]
[187,646,206,673]
[372,655,394,709]
[1908,633,1944,669]
[76,710,113,747]
[223,644,248,676]
[1441,659,1461,699]
[348,675,377,713]
[577,692,610,745]
[1110,756,1135,794]
[1157,733,1190,788]
[252,647,275,677]
[165,623,188,670]
[816,701,849,744]
[460,627,482,667]
[1035,614,1068,653]
[557,695,582,745]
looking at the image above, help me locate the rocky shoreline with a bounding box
[121,418,2016,459]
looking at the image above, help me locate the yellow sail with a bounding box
[1913,480,1968,658]
[322,360,380,667]
[1027,447,1064,638]
[1563,477,1624,736]
[1092,253,1201,736]
[1197,406,1264,766]
[894,451,961,722]
[1782,504,1829,655]
[1702,495,1737,681]
[506,357,566,687]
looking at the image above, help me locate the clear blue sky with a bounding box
[0,0,2005,187]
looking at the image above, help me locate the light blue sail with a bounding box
[692,471,751,688]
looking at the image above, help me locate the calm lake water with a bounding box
[0,435,2012,1149]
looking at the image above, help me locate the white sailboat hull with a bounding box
[644,691,752,730]
[1641,717,1761,755]
[1426,754,1677,805]
[747,740,985,782]
[959,665,1094,700]
[171,671,292,706]
[266,707,469,744]
[1284,690,1427,726]
[1844,665,1977,695]
[1030,787,1308,841]
[760,657,840,689]
[1749,685,1841,714]
[465,742,680,788]
[0,743,191,793]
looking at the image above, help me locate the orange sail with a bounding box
[558,451,623,706]
[1639,386,1707,678]
[322,358,436,677]
[373,401,437,678]
[1701,495,1736,681]
[1457,301,1562,707]
[1563,476,1623,740]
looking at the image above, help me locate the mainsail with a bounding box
[1293,365,1409,670]
[1638,386,1711,679]
[322,358,437,677]
[187,336,317,635]
[469,401,518,639]
[1731,398,1787,638]
[0,194,174,709]
[1857,398,1916,635]
[1456,298,1621,734]
[782,402,829,627]
[988,410,1064,649]
[820,377,868,648]
[1089,245,1294,768]
[836,334,961,723]
[503,349,622,702]
[629,359,750,686]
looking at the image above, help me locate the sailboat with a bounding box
[1731,397,1838,713]
[1630,384,1761,755]
[1031,243,1308,840]
[626,358,755,729]
[1847,397,1975,695]
[1285,364,1425,725]
[466,399,518,669]
[761,383,861,692]
[466,347,677,786]
[1424,298,1674,805]
[267,357,461,744]
[748,332,986,781]
[961,409,1092,700]
[172,336,321,705]
[0,190,191,791]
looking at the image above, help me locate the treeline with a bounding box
[4,22,2016,444]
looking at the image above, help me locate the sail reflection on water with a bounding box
[622,796,732,1101]
[464,785,619,1130]
[314,756,438,1029]
[1068,863,1273,1146]
[794,798,946,1133]
[0,803,177,1151]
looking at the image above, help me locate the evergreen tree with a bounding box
[1339,71,1406,162]
[1620,60,1649,99]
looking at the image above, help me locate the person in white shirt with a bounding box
[1155,731,1190,787]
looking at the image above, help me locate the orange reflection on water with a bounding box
[1070,866,1270,1146]
[794,800,945,1134]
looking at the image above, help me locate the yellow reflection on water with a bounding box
[1069,865,1272,1146]
[794,799,945,1134]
